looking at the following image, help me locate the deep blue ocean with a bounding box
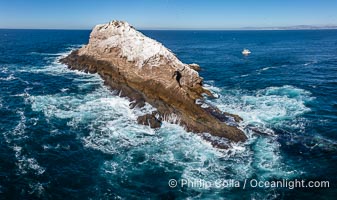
[0,29,336,199]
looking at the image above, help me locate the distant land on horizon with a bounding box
[234,25,337,30]
[1,25,337,31]
[141,25,337,31]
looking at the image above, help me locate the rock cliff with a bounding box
[60,20,246,143]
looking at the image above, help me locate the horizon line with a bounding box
[1,25,337,31]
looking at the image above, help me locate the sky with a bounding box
[0,0,337,29]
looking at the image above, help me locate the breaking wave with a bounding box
[23,51,302,197]
[2,47,308,198]
[0,74,16,81]
[205,83,314,135]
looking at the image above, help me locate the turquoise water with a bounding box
[0,29,336,199]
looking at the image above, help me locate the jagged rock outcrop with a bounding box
[137,112,162,128]
[188,63,201,71]
[60,20,246,143]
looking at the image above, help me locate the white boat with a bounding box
[242,49,251,55]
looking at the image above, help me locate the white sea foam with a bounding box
[205,85,313,134]
[261,67,271,71]
[17,46,84,77]
[0,66,8,73]
[238,66,276,78]
[303,61,317,66]
[28,182,45,197]
[161,113,181,124]
[16,156,46,175]
[60,88,69,92]
[261,66,275,71]
[0,74,16,81]
[29,52,65,56]
[30,83,157,154]
[2,110,45,176]
[255,66,277,75]
[26,49,301,192]
[203,81,221,93]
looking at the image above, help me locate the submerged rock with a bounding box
[60,20,246,143]
[137,112,162,128]
[188,63,201,71]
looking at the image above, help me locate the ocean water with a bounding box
[0,29,336,199]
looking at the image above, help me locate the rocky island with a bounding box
[60,20,246,144]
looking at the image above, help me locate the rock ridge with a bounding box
[60,20,247,143]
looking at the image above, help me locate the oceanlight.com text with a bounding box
[168,178,330,190]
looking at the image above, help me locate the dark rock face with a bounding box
[60,20,247,143]
[137,113,162,128]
